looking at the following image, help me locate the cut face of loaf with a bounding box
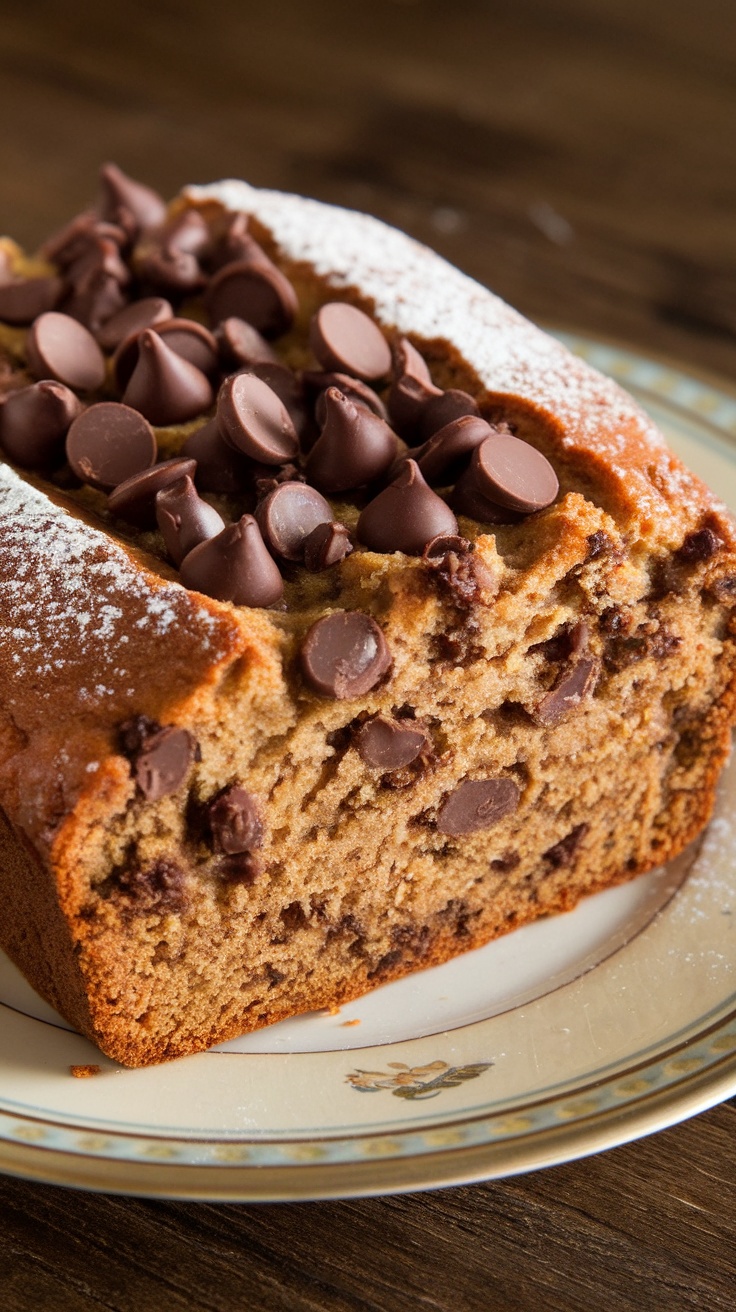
[1,179,735,1067]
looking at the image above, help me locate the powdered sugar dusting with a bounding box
[0,466,218,716]
[187,181,703,533]
[674,812,736,927]
[661,758,735,986]
[192,182,608,418]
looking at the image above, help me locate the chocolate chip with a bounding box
[306,388,398,493]
[266,966,287,994]
[436,777,520,836]
[303,371,388,426]
[0,276,64,325]
[96,297,174,352]
[533,658,599,726]
[161,208,212,258]
[309,302,392,382]
[217,373,299,464]
[255,481,333,561]
[569,620,590,657]
[111,334,146,392]
[122,329,213,426]
[26,312,107,392]
[205,258,298,338]
[0,381,82,468]
[159,209,208,255]
[118,713,160,758]
[676,527,722,564]
[179,514,284,607]
[216,852,261,884]
[248,362,310,440]
[422,533,472,561]
[414,415,496,485]
[41,212,127,269]
[110,856,187,914]
[205,213,268,272]
[603,632,648,673]
[137,244,206,295]
[423,534,496,605]
[133,726,194,801]
[543,823,589,869]
[648,628,681,660]
[600,606,627,638]
[150,318,219,378]
[387,338,442,441]
[419,388,480,439]
[368,947,404,978]
[64,232,130,290]
[156,475,226,565]
[300,611,392,699]
[355,715,429,770]
[357,460,458,555]
[450,466,522,524]
[303,521,353,571]
[181,418,252,494]
[215,317,279,368]
[110,328,158,393]
[115,320,215,392]
[586,530,611,560]
[98,162,166,239]
[63,269,128,336]
[107,456,197,527]
[207,785,264,854]
[66,402,157,491]
[469,434,559,514]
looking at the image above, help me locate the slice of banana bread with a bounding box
[1,169,735,1066]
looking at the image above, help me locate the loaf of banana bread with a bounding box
[1,168,734,1066]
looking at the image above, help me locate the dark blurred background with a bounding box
[2,0,736,377]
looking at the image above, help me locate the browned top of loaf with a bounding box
[0,469,245,845]
[1,182,734,849]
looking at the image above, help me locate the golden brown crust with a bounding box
[0,470,249,852]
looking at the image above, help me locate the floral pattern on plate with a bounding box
[346,1060,493,1099]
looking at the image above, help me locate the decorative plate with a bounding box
[1,334,735,1201]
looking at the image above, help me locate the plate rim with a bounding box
[0,1036,733,1200]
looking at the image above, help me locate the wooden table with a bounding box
[1,0,735,1306]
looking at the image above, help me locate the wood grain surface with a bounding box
[1,0,735,1307]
